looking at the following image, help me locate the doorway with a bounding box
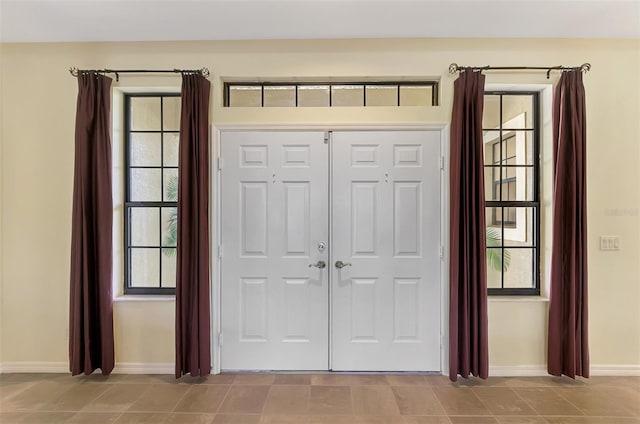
[219,130,442,371]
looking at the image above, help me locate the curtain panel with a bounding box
[69,73,115,376]
[548,70,589,378]
[449,69,489,381]
[175,74,212,378]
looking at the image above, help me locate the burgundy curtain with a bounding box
[449,69,489,381]
[548,70,589,378]
[175,74,211,378]
[69,73,115,376]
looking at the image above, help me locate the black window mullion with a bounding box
[159,97,165,289]
[329,84,333,106]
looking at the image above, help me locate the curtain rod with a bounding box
[449,63,591,79]
[69,67,210,82]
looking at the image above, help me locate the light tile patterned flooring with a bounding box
[0,373,638,423]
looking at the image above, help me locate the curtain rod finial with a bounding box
[581,63,591,73]
[69,67,78,77]
[449,63,459,74]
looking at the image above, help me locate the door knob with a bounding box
[309,261,326,269]
[335,261,352,269]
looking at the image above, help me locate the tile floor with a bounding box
[1,373,638,423]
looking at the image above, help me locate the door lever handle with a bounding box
[335,261,352,269]
[309,261,326,269]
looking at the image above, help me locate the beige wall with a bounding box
[1,39,638,372]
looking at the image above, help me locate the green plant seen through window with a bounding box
[486,227,510,271]
[162,175,178,257]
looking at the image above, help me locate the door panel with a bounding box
[221,131,328,370]
[331,131,441,371]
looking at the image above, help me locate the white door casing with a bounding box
[219,129,442,371]
[331,131,441,371]
[220,131,329,370]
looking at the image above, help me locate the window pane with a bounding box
[486,206,506,243]
[365,85,397,106]
[514,167,534,201]
[483,95,501,129]
[161,207,177,247]
[399,85,432,106]
[486,247,503,288]
[484,167,501,201]
[485,166,534,203]
[163,96,181,131]
[482,131,500,163]
[331,85,364,106]
[130,207,159,246]
[486,210,502,244]
[264,86,296,107]
[163,168,178,202]
[495,131,534,166]
[161,254,177,288]
[298,85,329,107]
[131,248,160,287]
[502,95,534,129]
[130,169,162,201]
[504,207,535,246]
[130,133,161,167]
[506,136,516,158]
[163,133,179,167]
[503,248,534,288]
[130,97,161,130]
[229,86,262,107]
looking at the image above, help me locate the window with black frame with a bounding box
[483,92,540,295]
[124,93,180,295]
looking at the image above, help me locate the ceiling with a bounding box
[1,0,638,43]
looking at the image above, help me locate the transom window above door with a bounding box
[224,80,439,107]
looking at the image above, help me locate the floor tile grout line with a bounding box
[0,380,38,403]
[553,385,639,418]
[509,384,545,418]
[549,385,591,417]
[260,383,274,415]
[470,387,498,421]
[428,385,454,420]
[214,383,234,415]
[169,383,196,414]
[40,381,113,413]
[514,386,569,418]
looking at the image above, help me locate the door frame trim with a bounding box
[210,123,450,376]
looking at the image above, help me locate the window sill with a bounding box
[114,295,175,302]
[488,296,549,303]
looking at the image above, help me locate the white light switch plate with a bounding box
[600,235,621,251]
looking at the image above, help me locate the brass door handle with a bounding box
[309,261,326,269]
[335,261,352,269]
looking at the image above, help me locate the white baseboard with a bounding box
[112,362,174,374]
[490,364,640,377]
[0,361,173,375]
[490,365,548,376]
[0,362,69,374]
[590,365,640,376]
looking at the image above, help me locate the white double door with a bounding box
[220,130,441,371]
